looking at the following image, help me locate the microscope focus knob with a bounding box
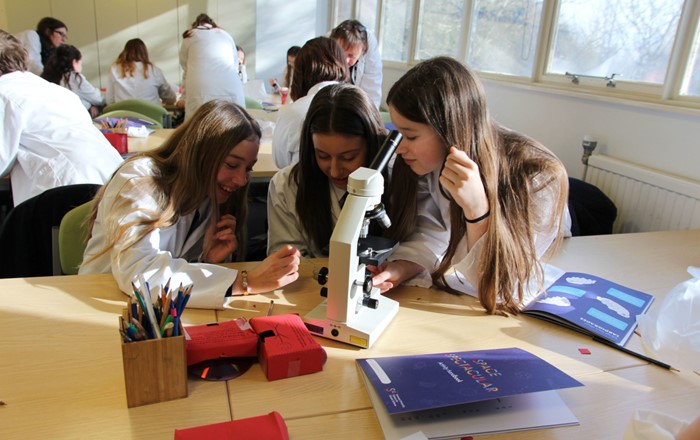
[320,287,328,298]
[362,297,379,309]
[362,275,372,294]
[315,267,329,285]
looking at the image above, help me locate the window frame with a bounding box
[335,0,700,111]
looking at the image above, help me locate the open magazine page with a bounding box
[522,271,654,346]
[442,263,566,305]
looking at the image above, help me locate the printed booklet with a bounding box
[523,272,654,346]
[357,347,582,438]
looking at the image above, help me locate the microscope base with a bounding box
[303,297,399,349]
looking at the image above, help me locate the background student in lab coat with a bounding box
[177,13,244,120]
[0,30,122,207]
[374,57,571,315]
[79,100,300,309]
[14,17,67,75]
[106,38,177,106]
[271,37,348,169]
[267,83,388,258]
[41,44,104,117]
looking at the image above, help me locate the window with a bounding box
[415,0,465,60]
[681,21,700,97]
[365,0,700,107]
[358,0,379,32]
[468,0,543,77]
[380,0,415,62]
[549,0,684,85]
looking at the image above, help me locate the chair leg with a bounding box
[51,226,62,275]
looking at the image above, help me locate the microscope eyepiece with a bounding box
[369,130,403,173]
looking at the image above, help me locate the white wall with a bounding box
[254,0,326,90]
[384,65,700,183]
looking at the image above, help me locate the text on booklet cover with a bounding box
[357,347,583,415]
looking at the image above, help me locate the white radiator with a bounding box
[584,155,700,233]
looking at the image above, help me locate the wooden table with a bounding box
[218,230,700,438]
[127,129,278,178]
[1,230,699,439]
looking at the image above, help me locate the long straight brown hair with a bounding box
[386,57,568,315]
[114,38,153,79]
[293,83,388,254]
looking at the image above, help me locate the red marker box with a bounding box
[184,318,258,366]
[249,314,326,381]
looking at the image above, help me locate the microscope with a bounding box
[303,131,403,348]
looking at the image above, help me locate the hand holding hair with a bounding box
[439,146,489,222]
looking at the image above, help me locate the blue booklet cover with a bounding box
[522,272,654,346]
[357,347,583,415]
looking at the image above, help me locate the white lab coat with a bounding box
[79,157,238,310]
[62,72,104,110]
[14,30,43,75]
[395,168,572,304]
[0,71,123,206]
[271,80,339,169]
[106,62,177,105]
[350,29,382,108]
[266,164,346,257]
[179,26,244,119]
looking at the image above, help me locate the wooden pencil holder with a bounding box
[120,313,188,408]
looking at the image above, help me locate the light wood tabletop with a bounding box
[1,230,698,439]
[218,229,700,438]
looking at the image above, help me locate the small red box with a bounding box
[184,318,258,366]
[249,314,326,381]
[103,131,128,154]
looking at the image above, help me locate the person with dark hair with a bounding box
[330,19,382,108]
[79,100,301,309]
[106,38,177,105]
[267,83,388,257]
[236,45,248,83]
[268,45,300,92]
[372,57,571,315]
[0,30,122,206]
[177,13,244,119]
[271,37,348,168]
[282,45,300,88]
[14,17,67,75]
[41,44,104,116]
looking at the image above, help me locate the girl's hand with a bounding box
[367,260,424,293]
[245,245,301,294]
[439,146,489,220]
[203,214,237,263]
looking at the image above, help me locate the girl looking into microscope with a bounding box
[267,83,391,258]
[373,57,571,315]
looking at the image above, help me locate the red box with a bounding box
[103,131,128,154]
[184,318,258,366]
[249,314,326,381]
[174,411,289,440]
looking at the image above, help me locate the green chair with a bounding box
[98,110,163,129]
[380,111,391,124]
[103,99,171,128]
[58,200,94,275]
[245,96,263,110]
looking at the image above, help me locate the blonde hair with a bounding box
[84,100,261,265]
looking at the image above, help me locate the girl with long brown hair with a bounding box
[374,57,571,315]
